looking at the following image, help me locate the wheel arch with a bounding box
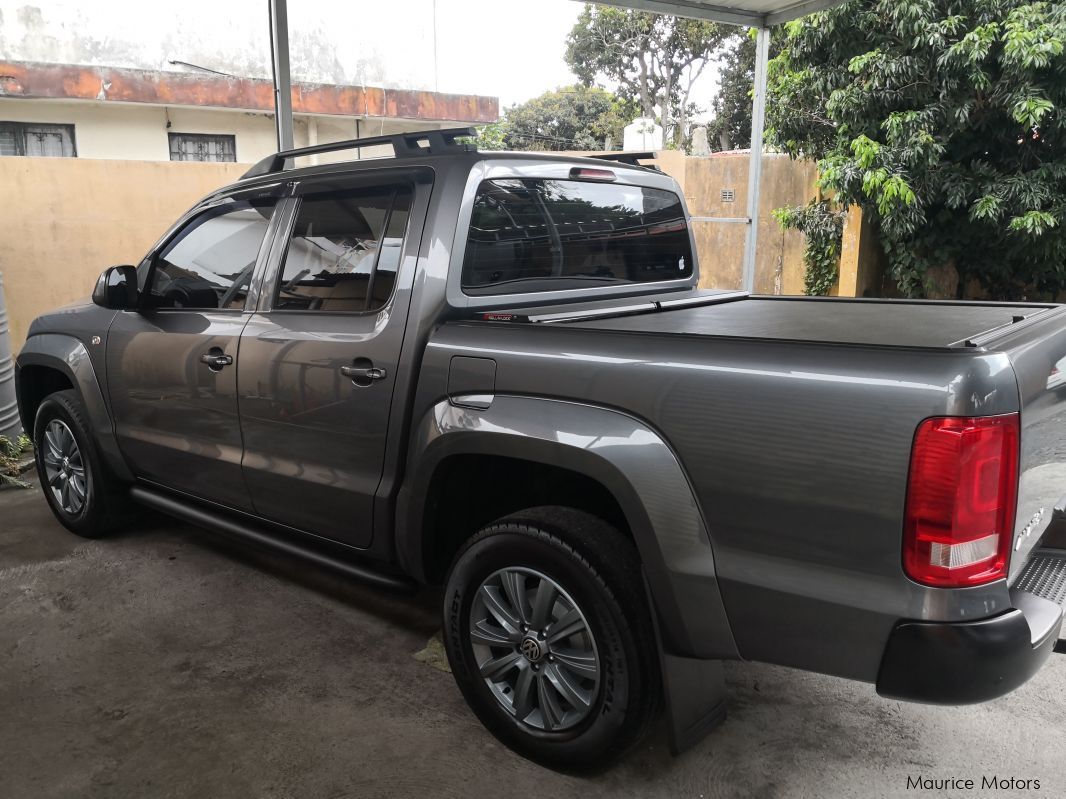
[16,334,133,481]
[395,395,739,660]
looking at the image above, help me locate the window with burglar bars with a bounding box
[168,133,237,163]
[0,122,77,157]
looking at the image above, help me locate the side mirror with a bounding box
[92,265,138,310]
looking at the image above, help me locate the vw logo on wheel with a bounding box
[520,637,543,662]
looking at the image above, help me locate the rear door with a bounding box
[107,193,280,510]
[237,170,427,547]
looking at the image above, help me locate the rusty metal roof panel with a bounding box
[0,60,498,123]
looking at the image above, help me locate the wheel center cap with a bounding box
[519,637,544,662]
[61,456,70,473]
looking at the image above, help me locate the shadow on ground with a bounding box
[2,485,1062,798]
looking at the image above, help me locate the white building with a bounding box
[0,1,500,164]
[0,59,498,163]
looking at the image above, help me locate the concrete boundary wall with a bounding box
[1,157,247,350]
[1,154,884,352]
[646,150,883,298]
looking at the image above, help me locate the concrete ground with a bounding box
[2,483,1063,799]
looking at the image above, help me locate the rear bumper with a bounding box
[876,584,1063,705]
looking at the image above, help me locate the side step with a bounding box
[1015,548,1066,654]
[130,486,418,594]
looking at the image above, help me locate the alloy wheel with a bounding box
[41,419,89,515]
[469,567,600,732]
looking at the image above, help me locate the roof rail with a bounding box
[241,126,479,179]
[589,151,660,170]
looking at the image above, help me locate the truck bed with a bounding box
[554,294,1061,351]
[532,291,1066,585]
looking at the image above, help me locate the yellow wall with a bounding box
[1,153,882,352]
[0,157,247,349]
[682,153,820,293]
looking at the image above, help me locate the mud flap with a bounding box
[644,576,729,755]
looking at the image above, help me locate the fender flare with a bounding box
[15,333,133,481]
[396,395,738,660]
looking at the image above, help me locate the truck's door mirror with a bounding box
[92,265,139,309]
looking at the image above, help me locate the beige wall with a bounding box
[0,157,247,349]
[1,152,884,352]
[682,153,819,294]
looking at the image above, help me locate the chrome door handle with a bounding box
[340,363,387,385]
[200,352,234,370]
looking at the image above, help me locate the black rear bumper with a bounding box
[876,552,1065,705]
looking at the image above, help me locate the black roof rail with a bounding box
[241,126,479,179]
[588,151,661,170]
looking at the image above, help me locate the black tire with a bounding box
[33,389,130,538]
[443,506,661,771]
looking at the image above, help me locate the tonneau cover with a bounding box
[561,296,1058,350]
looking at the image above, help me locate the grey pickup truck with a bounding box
[15,127,1066,769]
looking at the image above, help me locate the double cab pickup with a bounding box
[16,128,1066,768]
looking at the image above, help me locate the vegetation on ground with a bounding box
[0,433,31,489]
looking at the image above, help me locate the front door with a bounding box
[107,196,278,511]
[238,178,420,547]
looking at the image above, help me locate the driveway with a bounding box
[2,484,1063,798]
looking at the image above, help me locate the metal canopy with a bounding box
[591,0,842,26]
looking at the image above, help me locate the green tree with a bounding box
[565,5,727,146]
[768,1,1066,299]
[708,30,755,151]
[475,120,508,151]
[479,85,638,151]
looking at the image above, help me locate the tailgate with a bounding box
[993,306,1066,582]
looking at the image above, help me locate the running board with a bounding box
[130,486,418,593]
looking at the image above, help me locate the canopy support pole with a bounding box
[741,26,770,292]
[269,0,295,151]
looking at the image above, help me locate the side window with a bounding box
[146,200,275,310]
[0,122,76,157]
[273,185,412,313]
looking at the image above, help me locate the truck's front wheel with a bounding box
[33,389,130,538]
[443,507,660,770]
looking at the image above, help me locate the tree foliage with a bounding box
[768,0,1066,299]
[773,200,847,295]
[477,85,638,151]
[708,31,755,151]
[565,5,727,145]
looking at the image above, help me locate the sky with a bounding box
[0,0,723,118]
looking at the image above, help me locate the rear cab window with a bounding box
[461,178,693,296]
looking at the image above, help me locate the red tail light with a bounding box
[903,414,1019,587]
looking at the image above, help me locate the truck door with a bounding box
[237,173,426,548]
[107,195,280,511]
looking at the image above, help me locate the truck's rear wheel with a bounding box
[33,389,129,538]
[443,506,661,770]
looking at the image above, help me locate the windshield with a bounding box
[461,178,694,295]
